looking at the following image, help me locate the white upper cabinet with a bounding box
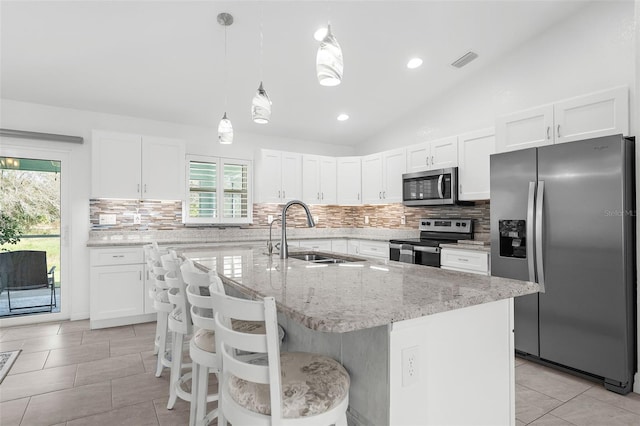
[496,104,554,153]
[92,130,185,200]
[141,136,187,200]
[336,157,362,204]
[406,136,458,173]
[302,155,337,204]
[458,128,495,201]
[554,86,628,144]
[255,149,302,203]
[496,86,629,153]
[362,148,406,204]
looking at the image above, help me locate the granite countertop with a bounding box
[180,245,538,333]
[439,242,491,252]
[86,228,419,247]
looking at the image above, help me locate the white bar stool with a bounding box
[212,291,350,426]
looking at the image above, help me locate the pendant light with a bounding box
[251,15,272,124]
[217,12,233,144]
[316,23,343,86]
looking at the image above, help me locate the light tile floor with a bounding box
[1,320,640,425]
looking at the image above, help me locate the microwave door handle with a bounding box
[527,182,536,283]
[535,181,545,292]
[437,175,444,199]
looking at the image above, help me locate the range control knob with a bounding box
[462,223,467,227]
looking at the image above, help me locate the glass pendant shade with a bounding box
[218,112,233,144]
[316,24,343,87]
[251,82,272,124]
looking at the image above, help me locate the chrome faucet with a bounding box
[280,200,316,259]
[267,217,281,256]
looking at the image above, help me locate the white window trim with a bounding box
[184,154,253,225]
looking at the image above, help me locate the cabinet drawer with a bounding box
[359,241,389,259]
[297,239,333,251]
[440,248,489,275]
[90,247,144,266]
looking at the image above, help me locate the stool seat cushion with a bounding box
[193,320,268,353]
[227,352,349,418]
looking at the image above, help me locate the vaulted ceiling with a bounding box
[1,1,593,145]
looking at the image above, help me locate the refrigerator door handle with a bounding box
[536,180,545,292]
[437,174,444,199]
[527,182,536,283]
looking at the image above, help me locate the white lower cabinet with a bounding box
[357,240,389,260]
[331,239,348,254]
[440,248,490,275]
[296,239,333,251]
[89,247,155,329]
[347,240,360,256]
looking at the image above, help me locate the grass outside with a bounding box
[0,237,61,287]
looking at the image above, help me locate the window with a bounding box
[185,155,252,224]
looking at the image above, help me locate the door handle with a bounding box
[535,181,545,291]
[527,182,536,282]
[556,125,561,138]
[546,126,551,140]
[426,156,429,166]
[278,190,281,199]
[437,175,444,199]
[379,191,382,199]
[431,156,434,165]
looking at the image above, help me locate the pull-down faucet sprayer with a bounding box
[280,200,316,259]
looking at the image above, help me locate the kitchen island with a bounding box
[180,245,539,426]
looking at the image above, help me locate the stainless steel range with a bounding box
[389,218,474,267]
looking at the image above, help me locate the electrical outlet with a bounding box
[401,215,406,225]
[99,214,116,225]
[267,215,274,224]
[133,214,141,224]
[402,346,419,387]
[364,216,369,224]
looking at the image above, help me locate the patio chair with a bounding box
[0,250,57,312]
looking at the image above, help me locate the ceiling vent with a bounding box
[451,51,478,68]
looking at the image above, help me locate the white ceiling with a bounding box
[1,0,594,145]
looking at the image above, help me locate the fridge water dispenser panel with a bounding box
[499,220,527,258]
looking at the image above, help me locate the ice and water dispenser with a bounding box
[498,220,527,258]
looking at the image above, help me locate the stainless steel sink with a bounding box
[288,251,365,264]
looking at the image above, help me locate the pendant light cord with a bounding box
[224,23,228,111]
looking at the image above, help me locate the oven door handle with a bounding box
[414,246,440,254]
[437,174,444,199]
[389,243,403,250]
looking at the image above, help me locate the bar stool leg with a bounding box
[155,311,168,377]
[189,362,199,426]
[167,330,184,409]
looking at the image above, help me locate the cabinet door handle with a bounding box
[457,257,469,262]
[426,156,429,166]
[431,156,434,165]
[278,190,281,199]
[139,271,142,280]
[379,191,382,199]
[137,184,140,193]
[321,192,324,200]
[557,124,561,138]
[383,191,386,199]
[144,184,147,193]
[283,190,286,199]
[459,184,463,194]
[546,126,551,140]
[317,192,320,200]
[112,255,124,258]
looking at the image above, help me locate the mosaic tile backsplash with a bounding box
[90,199,490,239]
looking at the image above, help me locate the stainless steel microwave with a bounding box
[402,167,458,206]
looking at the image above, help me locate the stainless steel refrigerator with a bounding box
[490,134,636,394]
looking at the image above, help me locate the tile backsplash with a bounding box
[90,199,490,239]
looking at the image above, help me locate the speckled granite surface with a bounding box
[439,243,491,252]
[180,245,538,333]
[87,227,419,247]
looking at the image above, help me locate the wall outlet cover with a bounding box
[99,214,117,225]
[364,216,369,224]
[402,346,419,387]
[267,215,274,224]
[133,213,141,224]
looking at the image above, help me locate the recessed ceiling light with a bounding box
[407,57,423,69]
[337,114,349,121]
[314,27,328,41]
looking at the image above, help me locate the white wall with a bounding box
[0,99,354,321]
[356,0,636,154]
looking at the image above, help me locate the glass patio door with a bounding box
[0,146,69,323]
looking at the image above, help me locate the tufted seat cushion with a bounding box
[227,352,350,418]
